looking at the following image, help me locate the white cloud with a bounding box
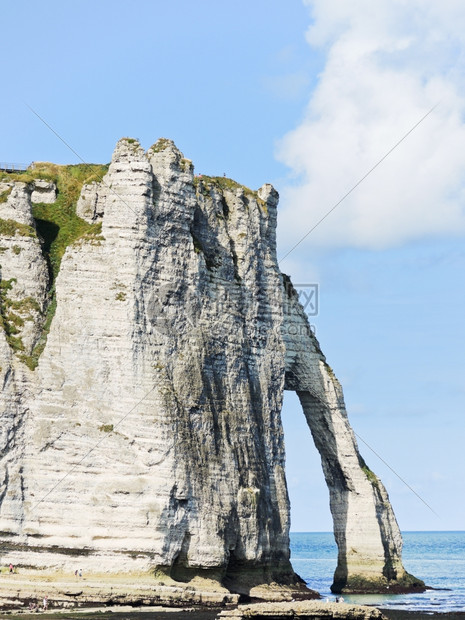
[276,0,465,254]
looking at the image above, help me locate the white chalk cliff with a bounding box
[0,139,424,596]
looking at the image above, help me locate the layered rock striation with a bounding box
[0,138,424,596]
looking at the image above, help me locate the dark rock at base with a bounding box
[332,574,427,595]
[222,565,320,602]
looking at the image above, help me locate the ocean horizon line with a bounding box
[290,529,465,534]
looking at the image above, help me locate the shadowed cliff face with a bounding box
[0,138,424,597]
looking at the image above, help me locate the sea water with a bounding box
[290,531,465,613]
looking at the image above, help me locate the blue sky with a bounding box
[2,1,464,532]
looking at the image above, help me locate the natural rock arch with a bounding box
[0,137,424,598]
[282,282,422,592]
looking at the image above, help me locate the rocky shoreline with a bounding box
[0,572,237,611]
[0,603,464,620]
[0,570,320,615]
[0,574,462,620]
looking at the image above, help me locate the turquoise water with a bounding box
[290,531,465,613]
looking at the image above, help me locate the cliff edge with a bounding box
[0,138,425,597]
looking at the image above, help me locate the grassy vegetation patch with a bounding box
[150,137,172,153]
[0,277,45,356]
[180,158,193,172]
[193,175,245,196]
[99,424,114,433]
[1,162,108,279]
[75,222,104,246]
[28,164,106,366]
[362,465,379,486]
[0,162,108,364]
[0,168,55,186]
[359,456,379,488]
[19,291,57,370]
[30,163,108,280]
[0,278,24,352]
[0,187,12,203]
[0,218,36,237]
[193,176,267,212]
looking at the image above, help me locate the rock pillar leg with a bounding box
[282,276,425,593]
[295,362,425,593]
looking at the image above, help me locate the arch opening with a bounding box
[281,390,332,533]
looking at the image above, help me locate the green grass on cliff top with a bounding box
[0,163,108,368]
[0,163,108,280]
[193,175,268,212]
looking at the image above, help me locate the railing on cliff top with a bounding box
[0,163,29,173]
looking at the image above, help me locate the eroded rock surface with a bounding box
[0,138,423,597]
[218,600,387,620]
[31,180,57,204]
